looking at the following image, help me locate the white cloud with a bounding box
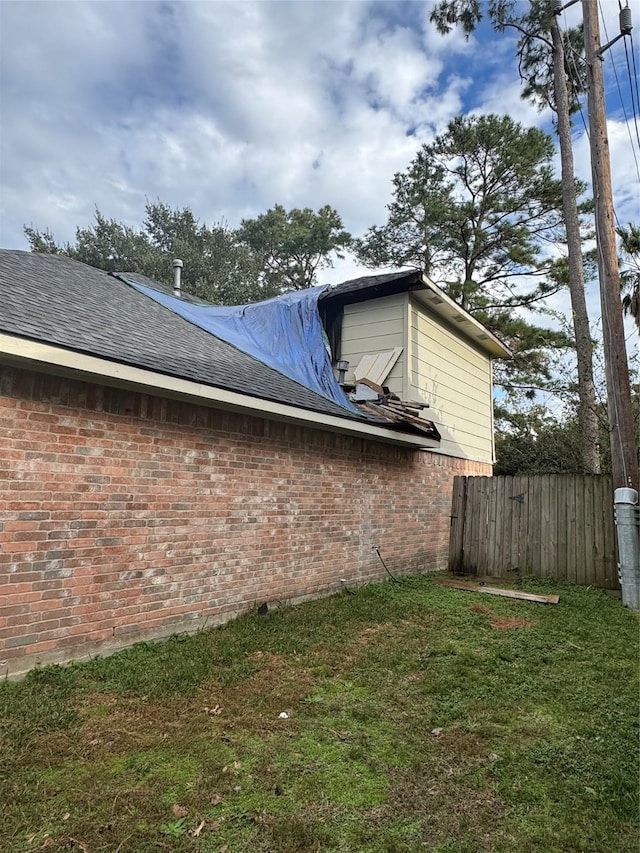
[0,0,467,246]
[472,70,550,128]
[0,0,637,368]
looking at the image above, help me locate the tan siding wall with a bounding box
[408,298,494,463]
[340,294,406,390]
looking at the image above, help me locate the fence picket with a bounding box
[447,474,617,589]
[584,477,596,586]
[514,475,528,573]
[601,477,617,588]
[489,478,500,572]
[575,476,586,586]
[448,476,467,573]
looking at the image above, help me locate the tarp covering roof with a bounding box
[119,278,360,413]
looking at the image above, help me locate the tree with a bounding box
[355,113,573,397]
[140,202,265,304]
[617,223,640,330]
[26,201,353,304]
[494,405,587,475]
[25,201,264,305]
[429,0,601,475]
[495,363,640,476]
[237,204,352,292]
[25,211,153,273]
[431,1,586,113]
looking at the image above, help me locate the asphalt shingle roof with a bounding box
[0,250,365,420]
[321,270,422,302]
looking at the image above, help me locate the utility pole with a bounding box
[550,8,600,474]
[581,0,638,491]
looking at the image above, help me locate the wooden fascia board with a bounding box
[414,276,511,359]
[0,333,440,450]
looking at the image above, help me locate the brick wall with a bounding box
[0,366,491,677]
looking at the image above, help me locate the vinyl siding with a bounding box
[408,297,494,463]
[340,294,407,391]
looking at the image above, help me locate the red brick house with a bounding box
[0,251,508,677]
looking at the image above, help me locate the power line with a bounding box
[557,22,628,381]
[598,1,640,182]
[561,25,591,139]
[563,30,631,233]
[583,0,637,489]
[623,31,640,151]
[618,1,640,123]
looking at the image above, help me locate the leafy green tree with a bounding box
[25,202,264,304]
[238,204,352,292]
[494,405,587,476]
[355,113,573,396]
[26,201,353,303]
[22,227,63,256]
[430,2,601,475]
[495,360,639,476]
[430,1,586,116]
[140,202,266,304]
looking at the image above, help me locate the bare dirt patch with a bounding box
[469,603,536,630]
[385,755,506,847]
[490,616,537,630]
[470,603,494,615]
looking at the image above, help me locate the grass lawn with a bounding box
[1,575,638,853]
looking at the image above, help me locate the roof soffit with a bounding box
[321,268,510,359]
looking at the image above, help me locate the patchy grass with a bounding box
[1,575,638,852]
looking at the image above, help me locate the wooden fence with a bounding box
[448,475,618,589]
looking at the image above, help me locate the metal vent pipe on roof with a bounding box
[173,259,183,297]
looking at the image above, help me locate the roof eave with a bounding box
[415,275,511,359]
[0,333,440,450]
[322,269,511,359]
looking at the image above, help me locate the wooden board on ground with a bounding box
[433,577,559,605]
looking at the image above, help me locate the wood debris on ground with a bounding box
[432,577,559,605]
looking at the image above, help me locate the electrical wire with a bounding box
[591,147,629,490]
[562,31,591,139]
[559,28,626,259]
[618,0,640,123]
[563,31,628,234]
[554,8,634,486]
[563,8,640,207]
[623,31,640,150]
[566,3,631,487]
[374,547,401,584]
[599,0,640,183]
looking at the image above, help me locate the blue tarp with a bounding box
[122,279,359,413]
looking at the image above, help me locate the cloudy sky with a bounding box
[1,0,638,369]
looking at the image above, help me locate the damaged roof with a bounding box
[0,250,353,417]
[0,250,440,443]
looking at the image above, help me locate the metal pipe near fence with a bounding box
[615,488,640,610]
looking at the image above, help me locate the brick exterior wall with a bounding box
[0,366,491,678]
